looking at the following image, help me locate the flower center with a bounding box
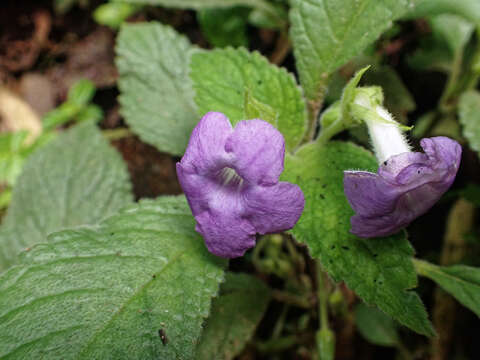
[219,167,245,190]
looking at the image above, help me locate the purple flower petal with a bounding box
[344,136,462,238]
[194,194,256,258]
[244,182,305,234]
[176,163,215,216]
[180,111,233,175]
[177,113,304,258]
[225,119,285,186]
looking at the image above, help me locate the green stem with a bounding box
[317,268,328,329]
[316,263,336,360]
[102,128,133,141]
[316,263,330,330]
[465,32,480,91]
[316,116,345,146]
[303,102,320,143]
[439,39,466,112]
[412,258,434,277]
[272,305,289,339]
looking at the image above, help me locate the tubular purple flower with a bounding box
[343,100,462,238]
[176,112,305,258]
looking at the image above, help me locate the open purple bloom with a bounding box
[176,112,305,258]
[344,136,461,238]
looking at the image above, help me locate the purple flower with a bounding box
[344,136,462,238]
[176,112,305,258]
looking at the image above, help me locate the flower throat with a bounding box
[219,167,245,189]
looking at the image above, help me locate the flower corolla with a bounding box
[177,112,305,258]
[344,99,461,238]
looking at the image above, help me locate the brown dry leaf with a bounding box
[0,87,41,142]
[19,73,55,116]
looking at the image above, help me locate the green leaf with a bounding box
[196,273,270,360]
[0,131,30,186]
[414,259,480,317]
[198,7,249,48]
[340,65,371,124]
[431,15,475,56]
[355,303,399,347]
[459,90,480,155]
[248,4,287,29]
[116,22,197,156]
[93,3,142,29]
[244,89,278,124]
[42,102,79,131]
[77,104,104,123]
[0,123,132,270]
[406,0,480,26]
[0,196,226,359]
[0,188,12,210]
[408,14,474,73]
[282,141,434,336]
[190,48,307,151]
[407,37,452,73]
[460,184,480,207]
[114,0,273,11]
[289,0,412,101]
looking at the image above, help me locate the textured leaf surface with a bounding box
[415,259,480,317]
[190,48,307,151]
[0,196,226,359]
[116,22,197,155]
[196,273,270,360]
[459,91,480,155]
[289,0,412,101]
[282,141,433,336]
[0,123,132,270]
[355,303,399,347]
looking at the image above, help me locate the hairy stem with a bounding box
[316,116,345,146]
